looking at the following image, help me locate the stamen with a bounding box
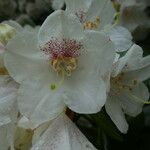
[40,38,84,90]
[83,16,100,30]
[111,72,138,96]
[41,38,84,77]
[128,92,150,104]
[51,56,77,77]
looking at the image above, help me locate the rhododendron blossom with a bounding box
[4,10,115,129]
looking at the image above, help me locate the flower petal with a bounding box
[4,30,49,83]
[38,10,84,46]
[83,30,115,75]
[0,76,18,126]
[31,114,97,150]
[65,0,93,16]
[105,97,128,133]
[64,77,106,114]
[112,44,143,76]
[124,62,150,82]
[108,26,133,52]
[120,82,149,117]
[86,0,115,29]
[18,79,65,129]
[63,31,115,113]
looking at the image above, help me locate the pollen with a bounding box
[83,16,100,30]
[51,56,77,76]
[40,38,84,77]
[111,72,138,96]
[0,67,8,75]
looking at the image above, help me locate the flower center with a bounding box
[111,72,138,96]
[75,10,100,29]
[83,16,100,30]
[51,56,77,76]
[41,38,84,77]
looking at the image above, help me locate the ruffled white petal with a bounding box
[120,82,149,117]
[0,76,18,150]
[0,76,18,126]
[64,77,106,114]
[83,30,115,75]
[66,0,115,29]
[86,0,115,29]
[105,97,128,133]
[31,114,97,150]
[121,44,145,71]
[65,0,93,15]
[112,44,143,76]
[124,64,150,82]
[18,79,65,129]
[63,31,115,113]
[38,10,84,46]
[4,30,49,83]
[108,26,133,52]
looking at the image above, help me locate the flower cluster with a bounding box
[0,0,150,150]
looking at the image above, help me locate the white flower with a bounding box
[65,0,133,52]
[105,44,150,133]
[119,0,150,32]
[0,76,19,150]
[31,114,97,150]
[65,0,115,30]
[4,10,115,129]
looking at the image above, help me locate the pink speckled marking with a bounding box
[40,38,84,60]
[75,10,86,23]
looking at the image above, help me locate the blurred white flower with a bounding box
[0,76,19,150]
[65,0,115,30]
[119,0,150,32]
[4,10,115,129]
[105,44,150,133]
[31,114,97,150]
